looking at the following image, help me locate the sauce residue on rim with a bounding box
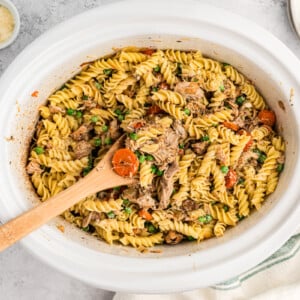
[0,5,15,43]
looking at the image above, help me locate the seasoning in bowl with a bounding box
[0,5,15,44]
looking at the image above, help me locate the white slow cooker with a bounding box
[0,0,299,293]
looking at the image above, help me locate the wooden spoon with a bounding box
[0,136,135,252]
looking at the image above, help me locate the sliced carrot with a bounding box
[238,130,253,152]
[159,82,170,90]
[258,110,276,127]
[243,137,253,152]
[225,169,237,189]
[223,121,239,131]
[112,148,139,177]
[141,48,155,56]
[138,208,153,221]
[133,122,145,130]
[31,90,39,97]
[147,105,162,115]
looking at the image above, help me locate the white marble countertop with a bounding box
[0,0,299,299]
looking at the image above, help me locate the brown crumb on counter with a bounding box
[5,135,14,141]
[150,249,162,254]
[56,225,65,233]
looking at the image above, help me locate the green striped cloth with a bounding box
[115,231,300,299]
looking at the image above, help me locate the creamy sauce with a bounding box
[0,5,15,43]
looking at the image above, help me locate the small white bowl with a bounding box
[0,0,20,50]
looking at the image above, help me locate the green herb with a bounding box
[76,111,83,118]
[102,125,108,132]
[118,114,124,121]
[184,108,191,116]
[83,166,92,176]
[206,214,213,222]
[277,164,284,173]
[201,135,210,142]
[94,138,101,147]
[192,77,199,82]
[198,216,207,223]
[187,236,196,241]
[237,214,245,221]
[145,222,157,234]
[124,207,132,214]
[172,189,177,196]
[114,108,122,115]
[219,85,225,92]
[253,148,262,155]
[152,87,158,92]
[95,82,102,89]
[223,62,230,67]
[146,155,154,161]
[82,95,89,100]
[139,155,146,163]
[151,165,158,174]
[129,132,138,140]
[224,102,232,109]
[236,95,246,106]
[107,211,115,219]
[237,178,245,185]
[212,123,218,127]
[59,84,67,90]
[179,143,185,149]
[82,226,89,232]
[123,199,130,206]
[198,214,212,224]
[33,147,44,155]
[91,116,99,123]
[105,137,112,145]
[156,169,164,176]
[113,186,121,191]
[176,62,182,76]
[103,68,113,76]
[153,66,160,72]
[66,109,75,116]
[223,205,229,212]
[258,153,267,164]
[221,166,229,174]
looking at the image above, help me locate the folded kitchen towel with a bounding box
[114,230,300,300]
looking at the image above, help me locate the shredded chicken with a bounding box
[238,151,259,169]
[26,160,43,175]
[191,141,209,155]
[122,184,137,199]
[74,140,92,159]
[131,193,156,209]
[175,81,204,99]
[81,100,97,110]
[49,105,66,114]
[151,129,179,166]
[158,161,179,209]
[81,211,101,228]
[172,120,187,140]
[215,145,227,166]
[108,119,121,139]
[165,230,183,245]
[182,199,196,211]
[186,99,206,115]
[70,125,90,141]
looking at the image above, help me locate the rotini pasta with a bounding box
[27,48,285,249]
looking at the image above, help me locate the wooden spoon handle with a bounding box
[0,167,135,251]
[0,178,91,252]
